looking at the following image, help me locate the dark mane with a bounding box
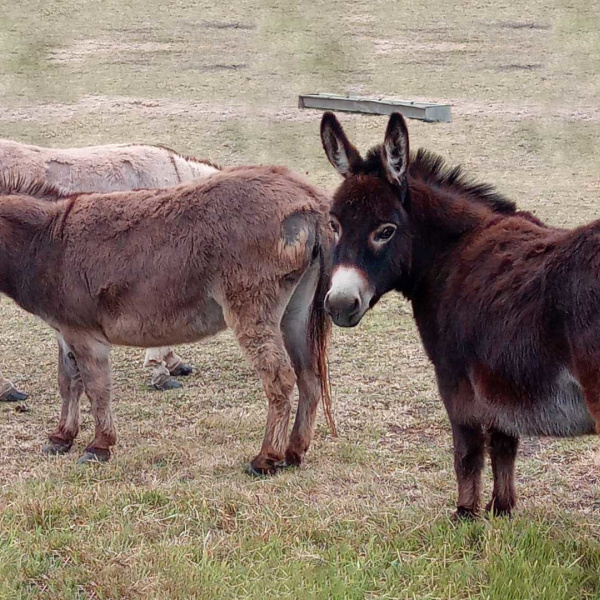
[363,145,516,215]
[0,171,68,201]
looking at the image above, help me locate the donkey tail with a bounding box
[309,237,337,437]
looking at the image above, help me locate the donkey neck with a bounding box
[0,196,58,302]
[402,180,496,299]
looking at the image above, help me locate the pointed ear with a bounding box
[320,112,362,178]
[381,113,410,188]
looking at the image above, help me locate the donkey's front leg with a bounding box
[43,336,84,456]
[451,422,486,520]
[67,338,116,464]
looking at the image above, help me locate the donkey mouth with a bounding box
[328,308,365,328]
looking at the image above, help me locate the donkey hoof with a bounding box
[246,456,286,477]
[77,448,111,464]
[170,363,193,377]
[0,387,29,403]
[451,507,478,522]
[284,448,304,468]
[42,440,73,456]
[485,500,513,519]
[152,378,183,391]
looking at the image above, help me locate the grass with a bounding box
[2,474,600,599]
[2,0,600,597]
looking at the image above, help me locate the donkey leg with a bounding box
[164,349,193,377]
[281,262,322,467]
[485,428,519,517]
[451,422,486,520]
[68,340,116,464]
[143,347,183,391]
[0,368,28,402]
[43,338,84,455]
[228,317,296,475]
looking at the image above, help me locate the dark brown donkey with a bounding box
[0,166,335,474]
[320,111,598,518]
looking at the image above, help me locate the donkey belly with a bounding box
[474,369,596,437]
[101,297,227,347]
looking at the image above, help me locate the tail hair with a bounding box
[308,240,337,437]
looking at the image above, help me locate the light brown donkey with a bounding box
[0,139,220,395]
[0,166,335,474]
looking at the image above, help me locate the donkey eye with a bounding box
[375,226,396,242]
[329,219,341,237]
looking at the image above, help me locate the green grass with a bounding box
[3,475,600,600]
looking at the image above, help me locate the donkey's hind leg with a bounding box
[486,428,519,517]
[281,261,322,467]
[43,336,84,456]
[62,337,116,464]
[224,304,296,476]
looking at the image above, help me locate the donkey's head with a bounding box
[321,112,412,327]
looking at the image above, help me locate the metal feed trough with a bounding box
[298,93,452,123]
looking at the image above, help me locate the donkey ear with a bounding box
[381,112,410,188]
[320,112,362,178]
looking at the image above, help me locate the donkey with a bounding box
[0,166,334,473]
[320,111,599,518]
[0,139,221,396]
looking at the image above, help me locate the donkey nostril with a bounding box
[350,297,360,312]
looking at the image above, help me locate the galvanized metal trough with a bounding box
[298,93,452,123]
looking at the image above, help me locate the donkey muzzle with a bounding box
[325,266,373,327]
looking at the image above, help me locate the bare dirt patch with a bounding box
[47,39,179,65]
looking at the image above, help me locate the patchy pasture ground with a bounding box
[1,0,600,598]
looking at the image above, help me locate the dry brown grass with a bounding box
[2,0,600,597]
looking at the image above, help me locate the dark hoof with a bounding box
[170,364,193,377]
[152,378,183,391]
[42,440,73,456]
[0,387,29,403]
[246,457,286,476]
[77,448,111,464]
[485,500,513,519]
[451,507,478,522]
[284,448,304,468]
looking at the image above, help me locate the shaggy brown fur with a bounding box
[321,111,597,518]
[0,166,334,473]
[0,138,222,393]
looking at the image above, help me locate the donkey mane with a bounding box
[154,144,222,171]
[0,171,68,201]
[363,146,516,215]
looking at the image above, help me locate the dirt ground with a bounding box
[1,0,600,598]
